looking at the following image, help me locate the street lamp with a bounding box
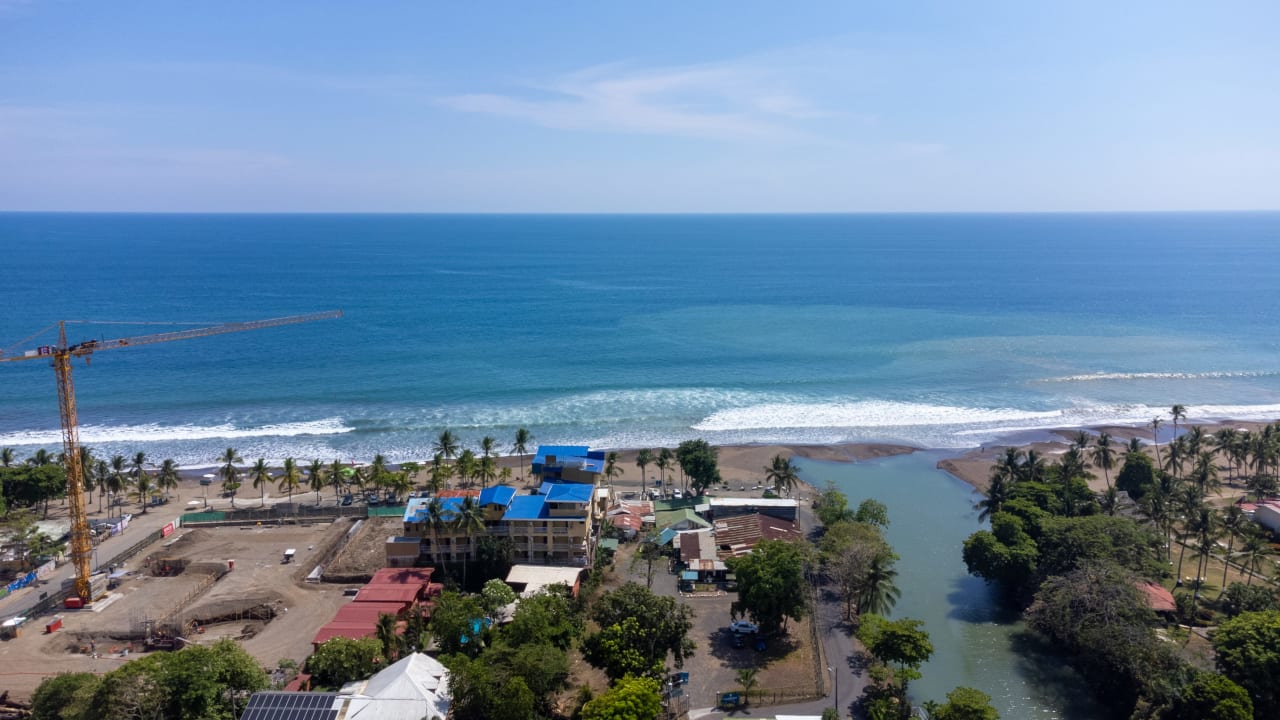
[828,665,838,717]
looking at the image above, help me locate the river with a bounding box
[797,451,1104,719]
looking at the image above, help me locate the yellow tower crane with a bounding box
[0,310,341,602]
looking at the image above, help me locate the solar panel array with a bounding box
[240,692,339,720]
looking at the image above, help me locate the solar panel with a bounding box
[241,691,339,720]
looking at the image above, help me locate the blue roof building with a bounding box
[532,445,605,482]
[478,485,517,509]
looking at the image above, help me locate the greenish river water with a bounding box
[797,451,1104,719]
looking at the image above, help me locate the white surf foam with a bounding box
[0,417,352,447]
[1042,370,1279,383]
[693,401,1063,431]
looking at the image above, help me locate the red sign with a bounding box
[161,522,175,538]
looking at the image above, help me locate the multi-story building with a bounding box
[396,449,602,568]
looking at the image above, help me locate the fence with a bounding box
[12,524,172,621]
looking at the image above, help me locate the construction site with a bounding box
[0,514,396,702]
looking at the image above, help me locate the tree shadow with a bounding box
[704,628,802,670]
[1006,631,1114,720]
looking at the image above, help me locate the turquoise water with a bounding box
[799,452,1103,719]
[2,212,1280,466]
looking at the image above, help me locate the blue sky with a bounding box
[2,1,1277,212]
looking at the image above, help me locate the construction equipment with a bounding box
[0,310,341,601]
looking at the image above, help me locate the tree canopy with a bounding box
[675,439,720,494]
[579,675,663,720]
[306,636,384,688]
[31,638,269,720]
[1214,609,1280,718]
[584,582,695,679]
[727,539,809,634]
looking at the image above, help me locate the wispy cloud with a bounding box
[439,58,830,141]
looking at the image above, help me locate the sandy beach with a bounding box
[938,418,1280,494]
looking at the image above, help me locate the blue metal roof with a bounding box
[503,495,547,521]
[544,483,595,504]
[478,485,516,508]
[404,496,463,524]
[533,445,591,464]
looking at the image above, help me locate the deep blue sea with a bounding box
[2,213,1279,468]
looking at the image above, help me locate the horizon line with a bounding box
[2,209,1278,217]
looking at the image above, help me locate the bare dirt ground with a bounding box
[0,521,357,701]
[325,517,401,580]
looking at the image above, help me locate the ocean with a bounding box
[2,212,1279,468]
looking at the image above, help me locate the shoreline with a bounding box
[149,417,1280,503]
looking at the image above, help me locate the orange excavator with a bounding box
[0,310,341,602]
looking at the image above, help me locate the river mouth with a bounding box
[797,451,1106,719]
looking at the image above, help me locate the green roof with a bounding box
[654,508,711,531]
[598,538,619,551]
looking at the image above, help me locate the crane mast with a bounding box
[1,310,341,602]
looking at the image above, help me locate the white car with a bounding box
[729,620,759,634]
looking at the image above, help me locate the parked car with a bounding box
[729,620,759,634]
[341,494,354,506]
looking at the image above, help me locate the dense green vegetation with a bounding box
[29,638,268,720]
[961,413,1280,719]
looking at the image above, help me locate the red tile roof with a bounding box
[370,568,435,585]
[437,489,480,499]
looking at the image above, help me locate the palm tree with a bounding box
[433,429,460,463]
[1190,451,1221,498]
[858,551,901,616]
[764,454,799,497]
[658,448,674,492]
[1071,430,1091,452]
[604,452,622,496]
[107,454,128,517]
[132,472,156,512]
[1174,486,1202,581]
[93,459,110,514]
[0,448,13,467]
[452,496,486,588]
[391,471,414,502]
[307,459,325,505]
[27,448,55,466]
[1091,432,1116,490]
[329,459,346,504]
[1150,418,1164,469]
[376,612,401,661]
[219,447,243,508]
[1241,531,1271,585]
[1191,506,1220,591]
[635,449,654,489]
[250,458,272,507]
[1021,449,1047,483]
[456,449,478,487]
[1170,404,1187,461]
[425,496,447,563]
[428,453,452,493]
[512,427,533,485]
[1098,485,1121,516]
[977,469,1014,522]
[478,455,498,490]
[157,458,180,501]
[1219,505,1247,592]
[130,451,149,486]
[278,457,302,505]
[736,668,759,706]
[77,446,96,505]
